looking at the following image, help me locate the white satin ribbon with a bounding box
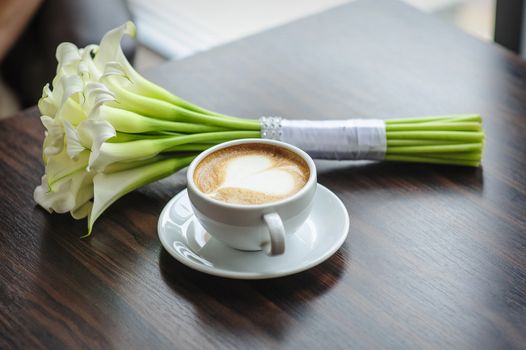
[260,117,386,160]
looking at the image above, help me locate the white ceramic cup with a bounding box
[186,138,317,256]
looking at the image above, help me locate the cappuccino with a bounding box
[193,143,310,205]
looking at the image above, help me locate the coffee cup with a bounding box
[186,139,317,256]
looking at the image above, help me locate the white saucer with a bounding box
[158,184,349,279]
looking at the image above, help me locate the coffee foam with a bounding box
[193,143,309,205]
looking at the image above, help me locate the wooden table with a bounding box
[1,0,526,348]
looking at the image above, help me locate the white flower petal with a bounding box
[70,171,95,219]
[38,84,59,117]
[39,74,84,119]
[71,201,93,219]
[46,147,89,184]
[34,175,75,214]
[63,121,87,160]
[41,116,65,156]
[94,21,136,70]
[82,82,115,118]
[102,61,127,78]
[75,182,94,209]
[59,74,84,105]
[35,162,95,216]
[56,42,81,74]
[34,176,53,213]
[76,119,116,169]
[79,45,103,81]
[55,98,86,125]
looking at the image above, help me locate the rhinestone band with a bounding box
[260,116,283,140]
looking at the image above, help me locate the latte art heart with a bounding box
[220,155,299,196]
[194,144,310,205]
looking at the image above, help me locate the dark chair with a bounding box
[1,0,136,107]
[494,0,525,56]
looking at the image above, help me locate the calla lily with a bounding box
[38,74,84,119]
[45,146,90,183]
[34,174,87,214]
[34,148,93,217]
[88,155,195,234]
[63,119,116,165]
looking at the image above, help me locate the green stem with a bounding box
[384,154,480,167]
[420,115,482,124]
[386,143,483,154]
[386,122,481,132]
[164,143,217,152]
[387,131,485,142]
[385,114,481,124]
[386,139,475,146]
[108,132,176,143]
[388,152,482,161]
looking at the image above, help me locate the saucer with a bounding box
[158,184,349,279]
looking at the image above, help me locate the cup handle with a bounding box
[261,212,286,256]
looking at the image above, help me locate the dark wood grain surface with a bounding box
[1,0,526,349]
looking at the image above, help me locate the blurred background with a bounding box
[0,0,509,118]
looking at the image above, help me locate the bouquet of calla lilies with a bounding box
[34,22,484,235]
